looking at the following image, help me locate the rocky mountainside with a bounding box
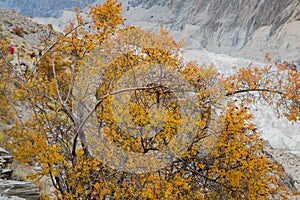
[0,0,95,18]
[0,8,55,64]
[1,0,299,62]
[127,0,300,62]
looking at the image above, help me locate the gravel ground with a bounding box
[266,145,300,199]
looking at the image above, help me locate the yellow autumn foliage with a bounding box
[0,1,299,199]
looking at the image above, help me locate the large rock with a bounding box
[0,148,9,156]
[0,148,13,179]
[0,179,40,200]
[0,196,26,200]
[0,169,13,179]
[0,147,40,199]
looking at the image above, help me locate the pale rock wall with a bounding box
[129,0,300,62]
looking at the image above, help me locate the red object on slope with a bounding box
[9,45,14,54]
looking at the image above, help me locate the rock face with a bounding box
[0,0,96,18]
[0,148,13,180]
[0,180,40,200]
[0,148,40,200]
[128,0,300,62]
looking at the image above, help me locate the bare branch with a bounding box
[225,88,284,97]
[51,55,64,105]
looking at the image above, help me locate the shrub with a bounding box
[11,26,25,37]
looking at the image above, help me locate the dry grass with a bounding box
[0,131,6,147]
[11,161,33,181]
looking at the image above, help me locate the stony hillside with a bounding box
[0,8,54,62]
[0,9,57,198]
[127,0,300,62]
[0,0,95,18]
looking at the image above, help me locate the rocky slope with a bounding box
[0,8,55,65]
[2,0,299,62]
[0,9,55,198]
[0,0,95,18]
[127,0,300,62]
